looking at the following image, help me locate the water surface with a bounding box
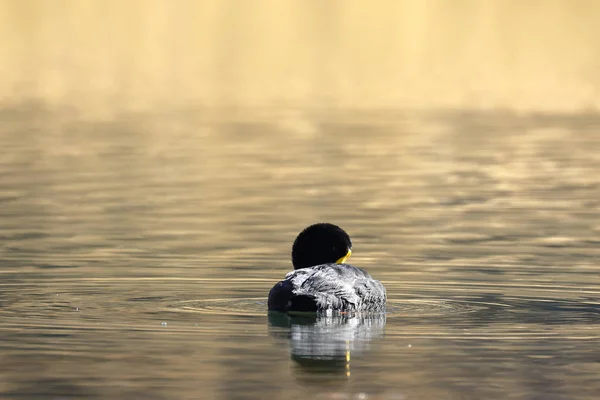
[1,106,600,399]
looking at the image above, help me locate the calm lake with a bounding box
[1,106,599,399]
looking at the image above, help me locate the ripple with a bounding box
[168,298,268,316]
[2,277,600,340]
[385,298,505,317]
[168,297,500,317]
[166,284,511,318]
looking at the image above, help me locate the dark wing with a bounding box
[268,280,294,312]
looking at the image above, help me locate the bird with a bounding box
[268,223,386,313]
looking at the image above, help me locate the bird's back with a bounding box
[268,264,386,313]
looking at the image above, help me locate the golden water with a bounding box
[2,2,600,399]
[1,108,599,399]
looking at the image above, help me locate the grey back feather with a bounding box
[284,264,386,312]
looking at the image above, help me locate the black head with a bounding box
[291,223,352,270]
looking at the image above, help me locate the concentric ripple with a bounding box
[167,296,499,317]
[168,297,268,316]
[2,277,600,340]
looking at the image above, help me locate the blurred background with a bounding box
[2,0,600,114]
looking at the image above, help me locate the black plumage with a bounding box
[268,223,386,313]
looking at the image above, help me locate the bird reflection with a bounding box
[268,312,386,378]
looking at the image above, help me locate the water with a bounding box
[1,106,600,399]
